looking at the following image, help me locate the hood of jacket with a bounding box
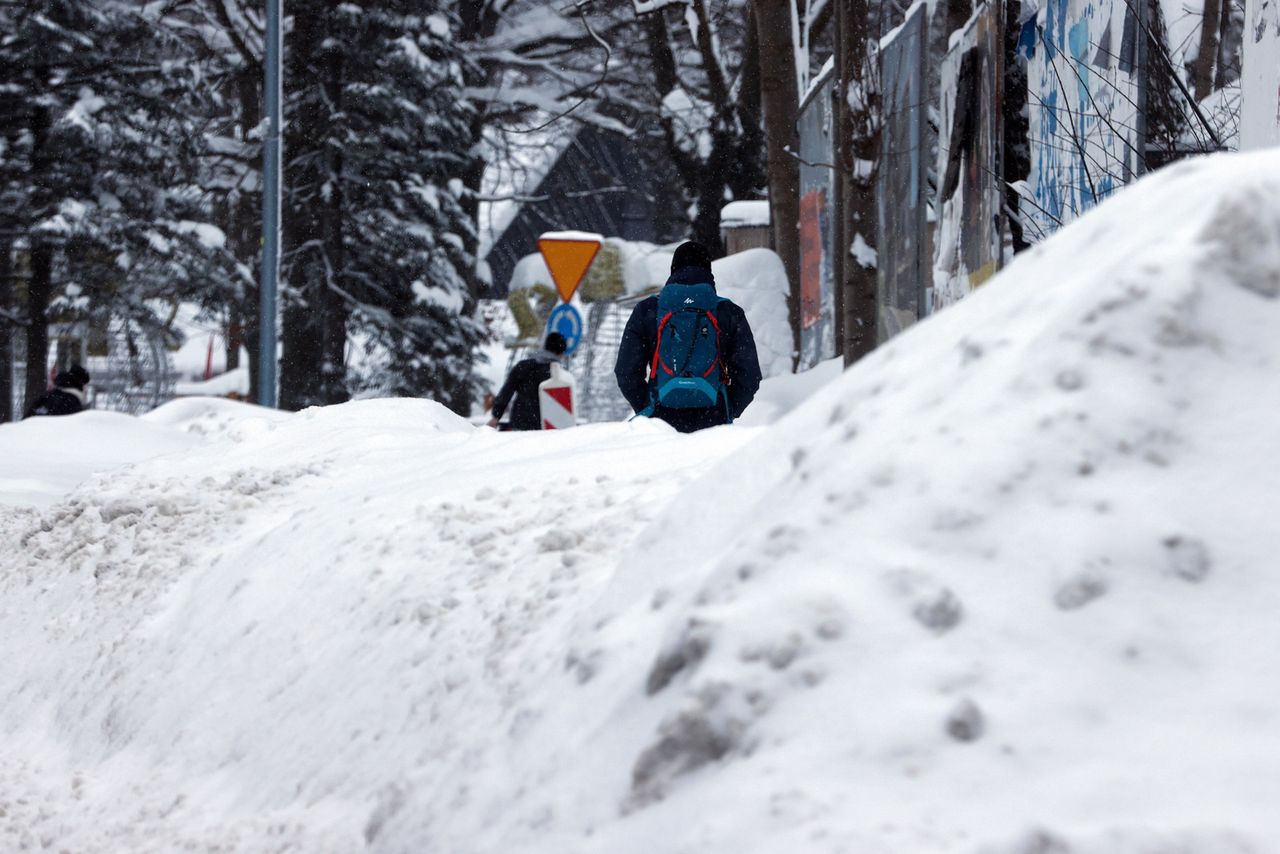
[666,265,716,288]
[528,348,562,364]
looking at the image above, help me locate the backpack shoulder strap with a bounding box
[649,309,674,380]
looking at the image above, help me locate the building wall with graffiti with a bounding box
[1021,0,1141,240]
[878,3,931,340]
[933,1,1004,311]
[1241,0,1280,149]
[797,62,837,366]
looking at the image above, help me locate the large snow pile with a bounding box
[0,402,763,852]
[552,151,1280,850]
[1,151,1278,852]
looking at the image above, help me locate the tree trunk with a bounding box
[234,68,261,400]
[24,243,53,408]
[752,0,803,370]
[840,0,880,365]
[279,8,348,410]
[736,5,767,201]
[1004,0,1032,253]
[1191,0,1222,101]
[1212,0,1241,91]
[24,102,53,411]
[945,0,974,39]
[225,307,241,371]
[458,2,503,298]
[0,240,12,422]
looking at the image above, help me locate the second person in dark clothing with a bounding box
[614,241,762,433]
[488,332,567,431]
[24,364,91,418]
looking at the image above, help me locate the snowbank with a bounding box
[711,248,794,379]
[172,366,250,397]
[550,150,1280,851]
[3,151,1278,852]
[0,411,200,506]
[0,401,762,852]
[735,357,843,427]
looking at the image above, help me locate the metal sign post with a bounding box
[258,0,282,408]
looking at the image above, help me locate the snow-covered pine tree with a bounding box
[279,0,483,413]
[161,0,269,399]
[58,5,236,332]
[1,0,238,413]
[1,0,103,409]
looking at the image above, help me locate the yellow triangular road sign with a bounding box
[538,233,602,303]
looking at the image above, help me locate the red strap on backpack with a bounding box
[650,311,673,379]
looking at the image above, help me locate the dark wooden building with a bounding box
[483,127,686,297]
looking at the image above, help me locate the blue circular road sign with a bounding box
[546,304,584,356]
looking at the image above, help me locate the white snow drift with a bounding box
[2,150,1279,852]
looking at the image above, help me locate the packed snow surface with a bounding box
[2,151,1280,852]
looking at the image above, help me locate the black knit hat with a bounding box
[670,240,712,273]
[544,332,567,355]
[54,364,90,389]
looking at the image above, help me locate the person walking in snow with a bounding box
[488,332,568,431]
[614,240,762,433]
[24,364,91,418]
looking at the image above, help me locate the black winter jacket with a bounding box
[492,350,560,430]
[24,388,86,418]
[614,267,763,433]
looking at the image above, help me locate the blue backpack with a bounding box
[647,282,730,416]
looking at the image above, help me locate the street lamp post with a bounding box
[258,0,282,407]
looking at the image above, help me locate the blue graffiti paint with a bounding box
[1043,87,1059,138]
[1069,17,1091,104]
[1019,19,1038,58]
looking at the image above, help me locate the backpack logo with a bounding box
[683,298,694,304]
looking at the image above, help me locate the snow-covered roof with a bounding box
[720,199,770,228]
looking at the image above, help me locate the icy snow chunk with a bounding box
[174,220,226,249]
[945,698,985,742]
[1198,185,1280,299]
[885,569,965,635]
[535,529,581,553]
[1054,572,1108,610]
[1162,536,1212,583]
[646,619,712,695]
[628,682,752,809]
[426,13,449,37]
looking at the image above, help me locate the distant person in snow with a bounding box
[488,332,568,431]
[24,364,91,418]
[614,240,762,433]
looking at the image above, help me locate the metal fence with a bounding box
[5,319,174,421]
